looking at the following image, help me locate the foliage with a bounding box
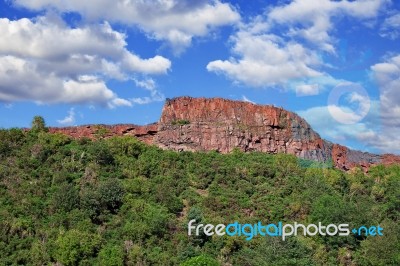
[31,115,48,133]
[98,244,124,266]
[171,119,190,125]
[0,122,398,265]
[181,254,219,266]
[54,229,101,265]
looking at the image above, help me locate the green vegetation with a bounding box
[94,125,111,138]
[171,119,190,125]
[278,112,288,129]
[31,115,48,133]
[0,117,399,265]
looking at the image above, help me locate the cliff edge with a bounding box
[49,96,400,171]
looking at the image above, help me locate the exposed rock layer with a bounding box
[48,124,157,145]
[156,97,331,161]
[49,96,400,171]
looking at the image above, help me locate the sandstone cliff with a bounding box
[48,124,157,145]
[156,97,331,161]
[49,96,400,171]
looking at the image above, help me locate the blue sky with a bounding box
[0,0,399,154]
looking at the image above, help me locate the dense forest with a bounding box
[0,117,399,265]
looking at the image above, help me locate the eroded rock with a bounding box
[48,96,400,171]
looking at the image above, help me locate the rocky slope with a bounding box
[49,96,400,171]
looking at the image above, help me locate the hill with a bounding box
[0,127,399,265]
[49,96,400,171]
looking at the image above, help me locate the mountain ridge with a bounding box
[48,96,400,171]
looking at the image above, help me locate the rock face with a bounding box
[156,97,332,162]
[330,144,381,171]
[49,124,157,145]
[49,96,400,171]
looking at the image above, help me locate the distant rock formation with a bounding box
[49,96,400,171]
[48,124,157,145]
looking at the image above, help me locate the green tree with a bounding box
[98,244,124,266]
[31,115,48,132]
[54,229,101,266]
[51,183,79,213]
[181,254,219,266]
[99,179,125,213]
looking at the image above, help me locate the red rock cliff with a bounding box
[155,97,398,171]
[155,97,332,162]
[49,96,399,171]
[49,124,157,145]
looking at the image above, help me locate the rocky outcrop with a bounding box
[154,97,398,171]
[155,97,332,162]
[49,124,157,144]
[331,144,381,171]
[48,96,400,171]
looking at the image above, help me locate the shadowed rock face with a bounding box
[49,96,400,171]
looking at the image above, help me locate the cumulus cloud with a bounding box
[268,0,388,52]
[362,54,400,153]
[296,54,400,154]
[206,18,334,89]
[0,16,171,75]
[57,108,76,125]
[0,16,171,106]
[207,0,387,90]
[371,54,400,125]
[12,0,240,53]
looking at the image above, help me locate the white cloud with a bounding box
[297,102,380,152]
[268,0,388,52]
[371,54,400,125]
[130,78,165,105]
[13,0,240,53]
[207,0,386,90]
[130,92,164,105]
[133,78,156,90]
[296,84,319,96]
[361,54,400,153]
[123,54,171,75]
[380,13,400,39]
[57,108,76,125]
[241,95,255,104]
[0,16,171,75]
[327,104,366,125]
[296,54,400,154]
[207,28,323,87]
[0,56,130,107]
[0,16,171,106]
[327,83,371,125]
[357,129,400,153]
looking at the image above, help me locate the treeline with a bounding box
[0,119,399,265]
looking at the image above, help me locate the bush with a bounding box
[181,255,219,266]
[172,119,190,125]
[99,179,125,213]
[98,244,124,266]
[54,229,101,266]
